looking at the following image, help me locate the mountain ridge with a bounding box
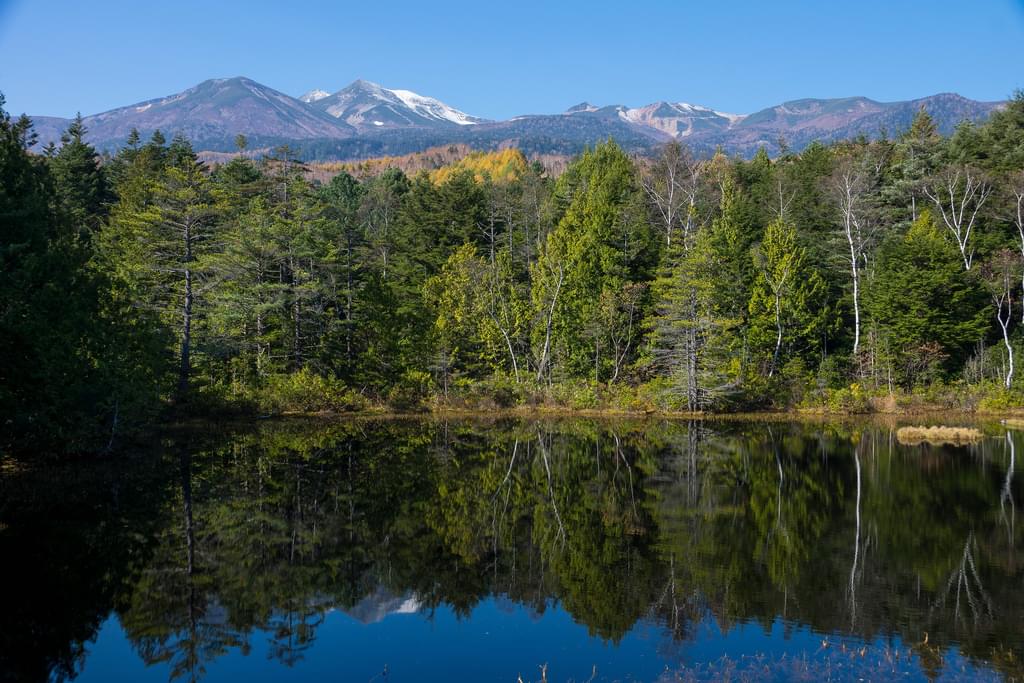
[26,76,1004,160]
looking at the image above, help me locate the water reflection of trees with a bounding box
[3,418,1023,681]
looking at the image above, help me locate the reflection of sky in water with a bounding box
[6,420,1019,682]
[78,599,997,682]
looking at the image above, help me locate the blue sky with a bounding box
[1,0,1022,120]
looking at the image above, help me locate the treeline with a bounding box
[2,92,1024,453]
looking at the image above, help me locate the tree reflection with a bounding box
[3,418,1023,681]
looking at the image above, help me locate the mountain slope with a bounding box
[26,76,1003,159]
[35,77,353,152]
[309,79,487,132]
[688,93,1001,156]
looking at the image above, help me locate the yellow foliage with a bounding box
[430,148,529,185]
[895,426,983,446]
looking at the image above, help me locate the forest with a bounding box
[3,92,1024,455]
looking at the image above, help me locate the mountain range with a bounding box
[27,76,1004,160]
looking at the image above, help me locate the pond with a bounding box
[1,418,1021,682]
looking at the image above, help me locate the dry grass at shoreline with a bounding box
[896,425,984,446]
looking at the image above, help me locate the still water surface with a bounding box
[1,418,1021,682]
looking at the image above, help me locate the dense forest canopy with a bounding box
[3,92,1024,455]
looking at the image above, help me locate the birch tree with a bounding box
[1011,172,1024,321]
[831,158,877,355]
[642,141,704,247]
[749,218,827,377]
[981,250,1018,389]
[923,165,992,270]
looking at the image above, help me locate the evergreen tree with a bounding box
[318,171,366,378]
[49,114,108,232]
[1,97,158,453]
[532,141,656,379]
[882,108,942,227]
[104,140,224,398]
[866,211,988,385]
[207,196,286,382]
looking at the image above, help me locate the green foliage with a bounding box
[534,141,657,379]
[7,92,1024,456]
[866,211,989,386]
[255,369,369,413]
[0,97,161,454]
[748,217,831,374]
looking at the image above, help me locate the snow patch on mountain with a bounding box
[388,88,479,125]
[300,89,331,103]
[714,110,746,124]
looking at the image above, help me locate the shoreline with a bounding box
[239,404,1024,425]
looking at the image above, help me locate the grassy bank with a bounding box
[190,370,1024,420]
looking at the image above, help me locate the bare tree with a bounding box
[641,142,704,247]
[1011,172,1024,321]
[923,166,993,270]
[534,264,564,383]
[982,250,1019,389]
[484,257,525,383]
[832,160,876,355]
[772,178,796,222]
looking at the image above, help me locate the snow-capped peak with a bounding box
[300,88,331,103]
[387,88,480,125]
[714,110,746,124]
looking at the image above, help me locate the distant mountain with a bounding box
[308,79,488,132]
[32,77,352,152]
[687,93,1001,156]
[27,76,1003,159]
[559,101,741,139]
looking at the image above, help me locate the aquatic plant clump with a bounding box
[895,425,984,446]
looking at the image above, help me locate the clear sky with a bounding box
[1,0,1022,120]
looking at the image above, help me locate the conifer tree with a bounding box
[866,211,988,385]
[532,141,655,379]
[104,140,224,397]
[50,114,108,232]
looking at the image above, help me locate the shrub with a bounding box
[387,370,431,411]
[638,377,687,411]
[549,379,601,410]
[977,382,1024,411]
[257,369,368,414]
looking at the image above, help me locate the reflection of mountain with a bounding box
[341,586,420,624]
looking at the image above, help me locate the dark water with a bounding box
[2,418,1022,682]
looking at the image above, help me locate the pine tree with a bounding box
[1,97,159,452]
[883,108,942,227]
